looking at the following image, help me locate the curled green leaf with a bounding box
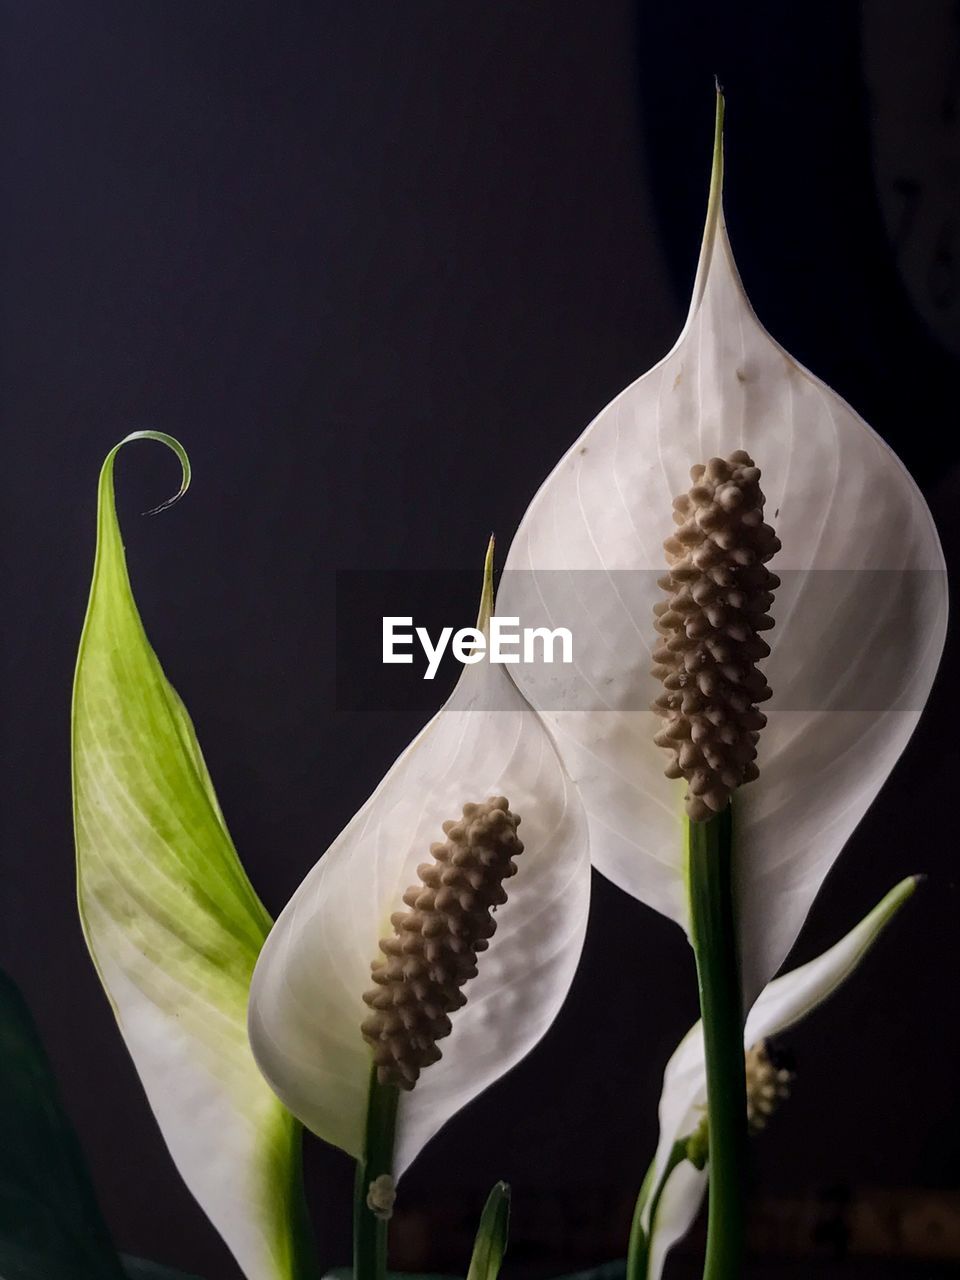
[72,434,316,1280]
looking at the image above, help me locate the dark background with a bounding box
[3,2,959,1276]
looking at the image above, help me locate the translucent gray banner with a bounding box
[335,568,947,713]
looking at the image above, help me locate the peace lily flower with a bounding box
[500,97,948,1007]
[72,434,590,1280]
[247,539,591,1181]
[631,876,919,1280]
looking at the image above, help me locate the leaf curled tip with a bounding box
[103,430,192,515]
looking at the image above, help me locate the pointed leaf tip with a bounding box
[477,534,497,633]
[692,86,725,315]
[712,87,724,183]
[466,1182,511,1280]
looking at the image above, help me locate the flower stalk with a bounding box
[649,437,778,1275]
[650,440,778,1275]
[687,806,747,1279]
[353,1069,400,1280]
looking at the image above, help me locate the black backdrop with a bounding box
[2,3,959,1277]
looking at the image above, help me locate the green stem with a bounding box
[627,1140,688,1280]
[687,805,747,1279]
[353,1069,400,1280]
[287,1122,323,1280]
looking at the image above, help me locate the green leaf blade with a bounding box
[72,435,316,1280]
[0,968,121,1280]
[466,1182,511,1280]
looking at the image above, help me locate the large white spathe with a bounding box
[248,568,590,1177]
[500,105,947,1005]
[641,876,918,1279]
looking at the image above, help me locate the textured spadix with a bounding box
[247,555,590,1177]
[72,435,312,1280]
[743,1040,793,1134]
[652,450,781,819]
[641,877,917,1280]
[361,796,525,1090]
[500,101,947,1004]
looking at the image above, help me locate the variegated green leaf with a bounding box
[72,433,316,1280]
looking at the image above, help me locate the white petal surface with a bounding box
[248,637,590,1176]
[641,876,917,1277]
[501,116,947,1004]
[742,875,920,1048]
[646,1159,707,1280]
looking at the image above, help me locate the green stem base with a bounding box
[353,1070,399,1280]
[687,806,747,1280]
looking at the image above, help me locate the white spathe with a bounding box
[643,876,918,1279]
[500,114,947,1005]
[248,614,591,1176]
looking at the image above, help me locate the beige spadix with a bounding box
[652,450,780,820]
[361,796,524,1090]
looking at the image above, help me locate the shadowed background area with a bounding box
[2,1,959,1276]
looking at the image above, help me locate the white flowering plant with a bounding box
[23,91,944,1280]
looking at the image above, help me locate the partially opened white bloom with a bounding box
[501,105,947,1004]
[248,551,591,1176]
[640,876,918,1279]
